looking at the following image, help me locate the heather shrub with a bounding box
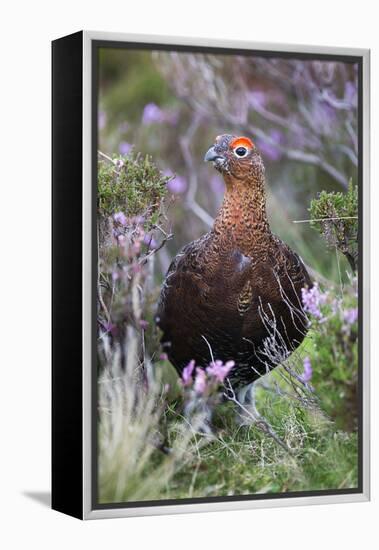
[97,151,213,503]
[301,281,358,431]
[98,151,169,220]
[309,181,358,272]
[304,182,359,430]
[97,151,173,361]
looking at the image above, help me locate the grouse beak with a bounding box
[204,146,224,163]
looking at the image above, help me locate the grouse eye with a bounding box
[234,146,248,158]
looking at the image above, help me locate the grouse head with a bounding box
[204,134,264,182]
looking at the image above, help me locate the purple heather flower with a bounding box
[257,129,284,162]
[300,356,313,383]
[343,307,358,325]
[132,241,142,255]
[166,174,187,195]
[247,90,267,108]
[119,141,132,155]
[269,128,284,146]
[159,353,168,361]
[301,284,327,320]
[139,319,149,330]
[182,360,195,386]
[117,234,126,246]
[103,321,118,337]
[142,103,165,125]
[194,368,207,395]
[114,211,127,226]
[206,360,235,383]
[143,233,158,250]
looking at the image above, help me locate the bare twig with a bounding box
[293,216,358,224]
[224,380,294,455]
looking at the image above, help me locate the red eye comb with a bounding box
[230,136,254,149]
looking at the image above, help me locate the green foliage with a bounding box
[158,392,358,499]
[98,152,169,221]
[98,361,207,505]
[99,364,358,503]
[309,181,358,271]
[301,282,358,431]
[98,375,358,503]
[96,151,172,365]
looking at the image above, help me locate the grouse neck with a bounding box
[213,173,271,252]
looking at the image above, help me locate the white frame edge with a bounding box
[82,30,370,520]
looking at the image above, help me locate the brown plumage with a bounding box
[157,134,311,396]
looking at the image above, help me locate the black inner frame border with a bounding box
[91,39,364,511]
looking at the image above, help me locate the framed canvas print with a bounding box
[52,31,370,520]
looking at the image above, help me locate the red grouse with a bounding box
[157,134,311,402]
